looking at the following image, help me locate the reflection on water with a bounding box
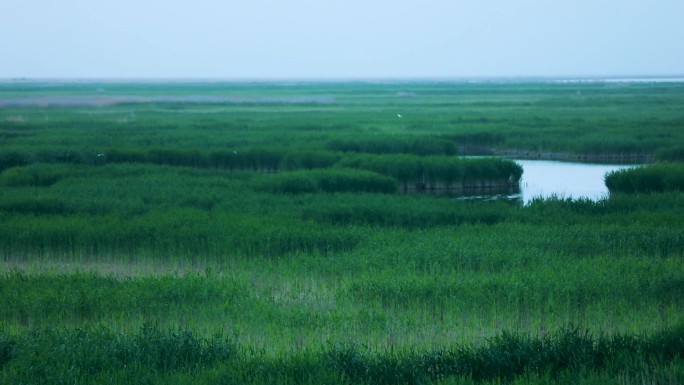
[452,192,522,202]
[517,160,636,203]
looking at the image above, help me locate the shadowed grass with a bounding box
[0,325,682,384]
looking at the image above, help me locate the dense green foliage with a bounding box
[1,81,683,384]
[337,153,522,190]
[2,81,684,162]
[0,325,682,384]
[0,162,682,260]
[252,168,398,194]
[605,163,684,193]
[656,145,684,162]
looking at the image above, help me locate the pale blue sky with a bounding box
[1,0,682,79]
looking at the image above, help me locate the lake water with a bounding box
[515,160,637,203]
[452,160,638,203]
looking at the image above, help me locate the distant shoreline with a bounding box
[2,75,684,84]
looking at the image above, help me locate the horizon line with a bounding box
[2,74,684,84]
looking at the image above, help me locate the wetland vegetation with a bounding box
[0,80,683,384]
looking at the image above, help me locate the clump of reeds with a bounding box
[605,163,684,193]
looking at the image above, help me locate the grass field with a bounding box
[1,80,683,384]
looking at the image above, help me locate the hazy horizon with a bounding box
[2,1,683,79]
[3,75,684,83]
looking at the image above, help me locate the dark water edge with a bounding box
[497,150,653,164]
[404,185,522,202]
[459,147,654,164]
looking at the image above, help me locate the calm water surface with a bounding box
[516,160,637,203]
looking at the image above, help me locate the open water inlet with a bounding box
[516,160,636,203]
[452,160,637,203]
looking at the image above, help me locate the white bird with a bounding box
[397,114,402,118]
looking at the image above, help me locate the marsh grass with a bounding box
[606,163,684,193]
[0,325,682,384]
[1,81,683,384]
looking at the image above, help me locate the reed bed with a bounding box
[605,163,684,193]
[1,81,683,383]
[0,325,682,384]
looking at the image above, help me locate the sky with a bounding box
[1,0,683,79]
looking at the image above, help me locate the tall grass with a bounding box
[1,81,684,384]
[252,168,397,194]
[0,325,235,384]
[0,163,682,260]
[336,154,522,190]
[0,325,682,384]
[327,136,459,156]
[3,81,684,161]
[605,163,684,193]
